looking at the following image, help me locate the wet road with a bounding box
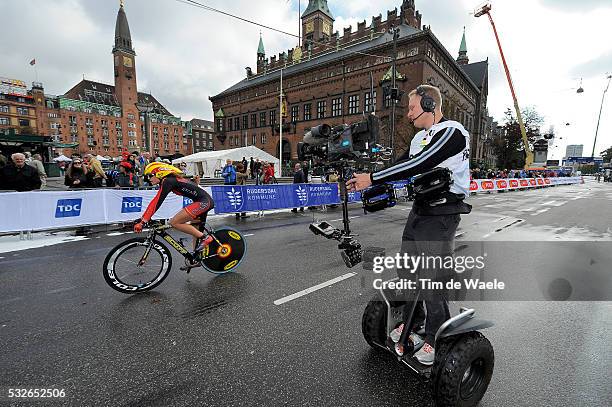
[1,180,611,406]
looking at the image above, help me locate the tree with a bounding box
[492,107,550,169]
[600,146,612,163]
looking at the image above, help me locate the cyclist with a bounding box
[134,162,214,253]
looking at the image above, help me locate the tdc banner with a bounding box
[211,183,340,213]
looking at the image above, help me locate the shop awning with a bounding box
[0,134,52,143]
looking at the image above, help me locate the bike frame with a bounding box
[140,222,218,265]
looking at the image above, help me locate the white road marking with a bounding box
[531,208,550,216]
[517,207,536,212]
[243,233,255,237]
[107,232,125,236]
[47,286,78,294]
[273,272,358,305]
[329,216,360,222]
[483,233,492,239]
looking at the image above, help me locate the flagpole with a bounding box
[278,68,283,178]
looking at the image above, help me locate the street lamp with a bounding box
[474,3,533,169]
[591,73,612,159]
[136,102,154,155]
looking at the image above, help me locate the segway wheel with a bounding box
[361,297,387,349]
[431,332,494,407]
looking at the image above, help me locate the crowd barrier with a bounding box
[0,177,583,233]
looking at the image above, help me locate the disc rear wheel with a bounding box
[200,227,247,274]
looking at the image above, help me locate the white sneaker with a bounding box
[390,324,424,349]
[414,342,435,365]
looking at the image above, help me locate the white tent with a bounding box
[53,155,72,162]
[173,146,279,178]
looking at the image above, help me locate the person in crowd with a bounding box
[302,161,310,183]
[222,159,236,185]
[241,156,248,172]
[262,162,275,184]
[291,163,306,213]
[0,152,41,191]
[64,158,88,188]
[253,158,262,184]
[115,162,133,188]
[0,149,7,168]
[249,157,255,179]
[28,154,47,188]
[84,153,107,187]
[235,163,249,219]
[105,167,118,187]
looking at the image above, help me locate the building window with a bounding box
[252,134,256,145]
[128,130,135,137]
[17,107,29,115]
[348,94,359,115]
[228,118,233,131]
[0,117,9,125]
[127,113,135,119]
[364,91,377,113]
[234,117,240,131]
[291,105,299,123]
[251,113,257,128]
[208,134,212,141]
[243,115,248,129]
[317,100,326,119]
[216,118,224,132]
[229,137,233,146]
[259,112,266,127]
[331,97,342,117]
[128,122,136,128]
[261,133,267,144]
[0,105,9,113]
[303,103,312,121]
[19,119,30,127]
[270,110,277,126]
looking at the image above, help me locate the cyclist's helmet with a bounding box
[144,161,183,179]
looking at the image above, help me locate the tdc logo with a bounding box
[183,197,194,207]
[122,197,142,213]
[295,185,308,205]
[55,199,82,218]
[226,187,243,210]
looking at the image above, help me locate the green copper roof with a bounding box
[215,108,225,117]
[459,27,467,54]
[301,0,334,19]
[257,34,265,55]
[380,66,405,83]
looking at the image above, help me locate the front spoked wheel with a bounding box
[200,227,247,274]
[103,237,173,293]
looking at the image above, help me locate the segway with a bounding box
[362,276,495,407]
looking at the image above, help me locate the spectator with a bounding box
[0,153,41,191]
[262,162,275,184]
[291,163,306,213]
[0,149,7,168]
[241,156,248,173]
[249,157,255,179]
[64,158,88,188]
[254,158,263,184]
[222,159,236,185]
[115,162,133,188]
[84,153,107,187]
[302,161,310,183]
[28,154,47,188]
[235,163,249,219]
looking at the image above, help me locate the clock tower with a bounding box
[112,1,138,115]
[301,0,334,46]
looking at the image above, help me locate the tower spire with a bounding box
[257,32,265,55]
[457,26,469,65]
[114,0,134,55]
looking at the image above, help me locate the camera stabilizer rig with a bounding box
[309,163,363,268]
[300,114,395,268]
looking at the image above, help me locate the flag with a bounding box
[29,59,36,66]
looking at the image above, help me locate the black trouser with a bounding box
[399,209,460,346]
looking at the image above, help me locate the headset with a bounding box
[416,86,436,113]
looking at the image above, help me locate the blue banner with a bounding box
[211,183,340,213]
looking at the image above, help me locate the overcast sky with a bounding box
[1,0,611,159]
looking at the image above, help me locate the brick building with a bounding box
[190,119,215,153]
[31,2,189,158]
[210,0,490,165]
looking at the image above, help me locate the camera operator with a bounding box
[347,85,471,365]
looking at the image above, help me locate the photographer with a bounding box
[347,85,471,365]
